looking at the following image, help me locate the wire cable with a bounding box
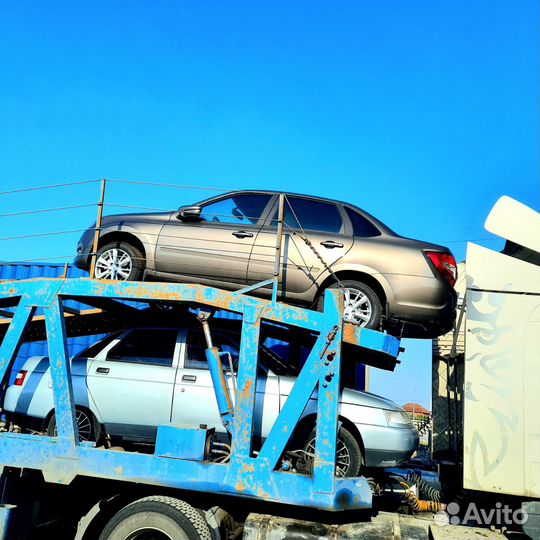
[104,203,171,212]
[0,203,96,219]
[108,179,229,192]
[0,179,101,196]
[0,229,86,242]
[11,254,76,263]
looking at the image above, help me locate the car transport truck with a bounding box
[0,195,537,540]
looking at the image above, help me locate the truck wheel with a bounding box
[302,426,363,478]
[318,280,382,329]
[95,242,145,281]
[99,496,212,540]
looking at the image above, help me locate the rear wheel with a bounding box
[318,280,383,329]
[95,241,145,281]
[46,408,103,444]
[99,496,212,540]
[302,426,363,478]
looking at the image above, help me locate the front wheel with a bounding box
[318,279,383,329]
[302,426,363,478]
[94,242,145,281]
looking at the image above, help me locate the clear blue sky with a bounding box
[1,1,538,408]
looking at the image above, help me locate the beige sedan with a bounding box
[75,190,457,338]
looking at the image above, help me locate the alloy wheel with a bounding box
[305,436,351,477]
[52,409,93,441]
[342,287,372,326]
[95,248,133,280]
[75,409,93,441]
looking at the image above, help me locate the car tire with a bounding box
[302,426,363,478]
[46,408,103,444]
[94,241,145,281]
[99,496,212,540]
[318,279,383,329]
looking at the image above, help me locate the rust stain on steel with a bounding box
[290,308,309,322]
[115,466,124,475]
[129,283,174,301]
[243,462,255,472]
[342,322,361,346]
[236,379,255,443]
[241,379,253,399]
[236,481,245,492]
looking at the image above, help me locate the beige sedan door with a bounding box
[248,196,353,297]
[156,193,273,284]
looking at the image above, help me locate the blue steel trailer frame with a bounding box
[0,278,400,512]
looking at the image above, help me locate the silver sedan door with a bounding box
[87,328,181,441]
[171,329,238,435]
[172,329,281,439]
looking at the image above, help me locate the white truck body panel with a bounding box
[464,196,540,498]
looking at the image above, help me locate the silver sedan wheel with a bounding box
[52,409,93,441]
[342,287,372,325]
[95,248,132,280]
[75,409,93,441]
[305,436,351,477]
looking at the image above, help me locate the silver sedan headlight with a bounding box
[384,410,412,428]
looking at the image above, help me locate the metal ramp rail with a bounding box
[0,277,400,516]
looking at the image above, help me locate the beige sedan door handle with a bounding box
[232,230,254,239]
[320,240,344,249]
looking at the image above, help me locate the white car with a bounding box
[3,325,418,476]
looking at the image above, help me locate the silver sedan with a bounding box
[4,326,419,477]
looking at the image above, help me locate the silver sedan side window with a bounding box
[185,330,239,371]
[107,329,178,367]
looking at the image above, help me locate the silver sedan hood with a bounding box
[340,388,402,411]
[278,375,402,411]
